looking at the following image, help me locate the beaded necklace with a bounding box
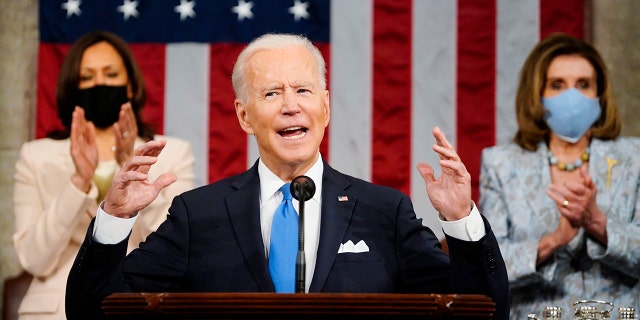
[547,147,590,171]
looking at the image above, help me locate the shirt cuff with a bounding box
[440,202,486,241]
[92,202,138,244]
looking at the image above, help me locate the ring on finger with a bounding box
[123,131,129,138]
[562,200,569,208]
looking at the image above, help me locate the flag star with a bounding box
[175,0,196,21]
[117,0,139,21]
[288,0,310,22]
[231,0,254,22]
[61,0,82,18]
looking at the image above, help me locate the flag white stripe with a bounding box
[411,0,458,239]
[329,0,374,181]
[165,43,210,187]
[495,0,540,145]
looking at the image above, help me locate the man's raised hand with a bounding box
[417,127,472,221]
[103,140,177,218]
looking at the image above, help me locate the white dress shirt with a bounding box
[258,155,323,292]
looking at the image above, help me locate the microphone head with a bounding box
[290,175,316,201]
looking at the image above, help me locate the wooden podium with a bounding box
[102,292,495,319]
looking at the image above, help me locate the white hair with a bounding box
[231,33,327,102]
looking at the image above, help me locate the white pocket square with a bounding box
[337,240,369,253]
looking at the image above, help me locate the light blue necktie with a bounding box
[269,183,298,293]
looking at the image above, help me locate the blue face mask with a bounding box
[542,88,601,143]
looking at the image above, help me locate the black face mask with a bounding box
[76,85,129,128]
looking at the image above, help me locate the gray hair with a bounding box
[231,33,327,102]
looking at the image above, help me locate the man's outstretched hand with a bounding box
[103,140,177,218]
[417,127,472,221]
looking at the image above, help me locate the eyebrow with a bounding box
[263,82,313,91]
[546,75,594,82]
[263,84,283,91]
[80,64,118,71]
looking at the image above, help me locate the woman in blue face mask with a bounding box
[11,31,195,320]
[480,33,640,319]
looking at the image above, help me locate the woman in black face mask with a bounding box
[12,31,195,320]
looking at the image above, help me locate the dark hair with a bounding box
[49,30,155,141]
[514,33,620,151]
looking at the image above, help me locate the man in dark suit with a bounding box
[66,33,509,320]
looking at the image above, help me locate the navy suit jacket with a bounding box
[66,160,509,319]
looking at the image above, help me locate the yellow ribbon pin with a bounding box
[606,156,618,189]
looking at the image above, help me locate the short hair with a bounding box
[513,33,620,151]
[231,33,327,102]
[51,30,154,141]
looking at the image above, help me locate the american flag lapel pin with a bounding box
[338,195,349,202]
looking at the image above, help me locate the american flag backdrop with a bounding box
[37,0,585,238]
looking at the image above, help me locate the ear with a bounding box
[126,83,133,100]
[235,98,254,135]
[322,89,331,128]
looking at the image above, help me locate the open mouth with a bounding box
[278,126,308,140]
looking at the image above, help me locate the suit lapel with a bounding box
[225,164,275,291]
[309,163,355,292]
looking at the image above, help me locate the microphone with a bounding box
[290,176,315,293]
[291,175,315,202]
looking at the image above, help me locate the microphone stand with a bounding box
[291,175,314,294]
[295,182,306,293]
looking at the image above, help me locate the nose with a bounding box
[281,89,300,114]
[93,73,106,85]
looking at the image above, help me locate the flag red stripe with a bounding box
[457,0,497,201]
[372,0,412,195]
[130,44,166,135]
[36,44,70,138]
[208,44,246,183]
[540,0,584,39]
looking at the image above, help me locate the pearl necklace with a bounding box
[547,147,590,171]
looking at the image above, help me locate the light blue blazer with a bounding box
[480,138,640,319]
